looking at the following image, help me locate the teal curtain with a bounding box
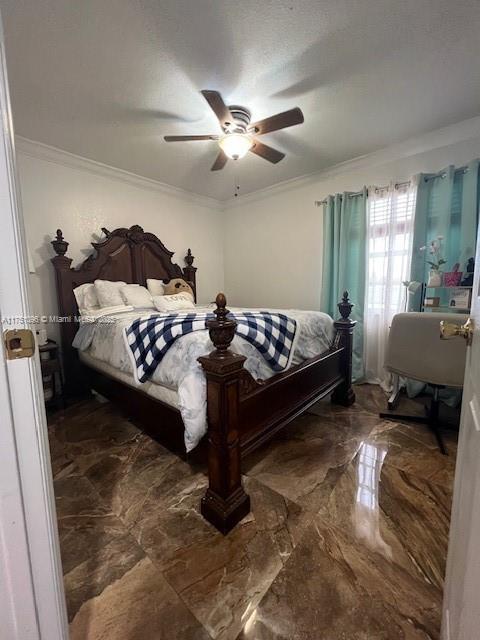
[320,188,367,381]
[407,159,479,404]
[409,159,480,306]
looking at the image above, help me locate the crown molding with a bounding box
[14,136,223,210]
[14,114,480,212]
[224,115,480,208]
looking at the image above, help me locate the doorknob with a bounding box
[440,318,474,346]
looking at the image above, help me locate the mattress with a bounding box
[74,305,334,451]
[79,350,180,408]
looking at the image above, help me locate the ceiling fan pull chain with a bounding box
[233,173,240,198]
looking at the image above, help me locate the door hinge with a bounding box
[4,328,35,359]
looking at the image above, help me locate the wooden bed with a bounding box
[51,225,356,534]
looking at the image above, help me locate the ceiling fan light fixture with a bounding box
[218,133,253,160]
[164,91,304,170]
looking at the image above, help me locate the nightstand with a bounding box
[39,339,63,410]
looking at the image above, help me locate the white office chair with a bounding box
[380,312,468,454]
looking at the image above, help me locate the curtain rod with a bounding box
[424,165,468,182]
[314,180,411,206]
[374,180,411,192]
[314,163,471,206]
[314,190,364,206]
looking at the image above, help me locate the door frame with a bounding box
[0,12,68,640]
[441,215,480,639]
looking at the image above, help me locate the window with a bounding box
[364,182,417,387]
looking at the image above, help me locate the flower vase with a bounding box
[427,269,442,287]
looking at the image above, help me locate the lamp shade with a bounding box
[218,133,253,160]
[407,281,422,294]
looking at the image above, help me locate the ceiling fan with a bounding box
[164,90,304,171]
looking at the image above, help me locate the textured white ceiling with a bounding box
[2,0,480,201]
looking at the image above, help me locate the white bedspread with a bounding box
[73,306,334,451]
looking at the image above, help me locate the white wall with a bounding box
[17,143,224,343]
[17,117,480,338]
[224,128,480,310]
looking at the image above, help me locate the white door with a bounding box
[442,221,480,639]
[0,13,68,640]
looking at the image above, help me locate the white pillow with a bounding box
[147,278,165,296]
[120,284,153,308]
[153,292,195,313]
[94,280,127,307]
[73,283,99,312]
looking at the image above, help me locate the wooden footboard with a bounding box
[198,292,356,534]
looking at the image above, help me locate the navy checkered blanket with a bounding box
[124,311,297,383]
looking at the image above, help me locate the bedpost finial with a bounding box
[204,292,236,356]
[337,291,353,321]
[214,292,228,321]
[183,249,197,302]
[185,248,194,266]
[51,229,69,256]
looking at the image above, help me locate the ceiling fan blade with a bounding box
[249,140,285,164]
[201,90,233,128]
[211,150,228,171]
[164,134,219,142]
[250,107,304,135]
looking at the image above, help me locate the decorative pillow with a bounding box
[146,278,165,296]
[94,280,127,308]
[163,278,194,297]
[120,284,153,308]
[153,292,195,313]
[73,283,99,312]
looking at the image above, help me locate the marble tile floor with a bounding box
[48,384,458,640]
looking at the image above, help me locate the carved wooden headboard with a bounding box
[50,224,197,392]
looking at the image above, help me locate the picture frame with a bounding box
[448,288,471,310]
[425,296,440,307]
